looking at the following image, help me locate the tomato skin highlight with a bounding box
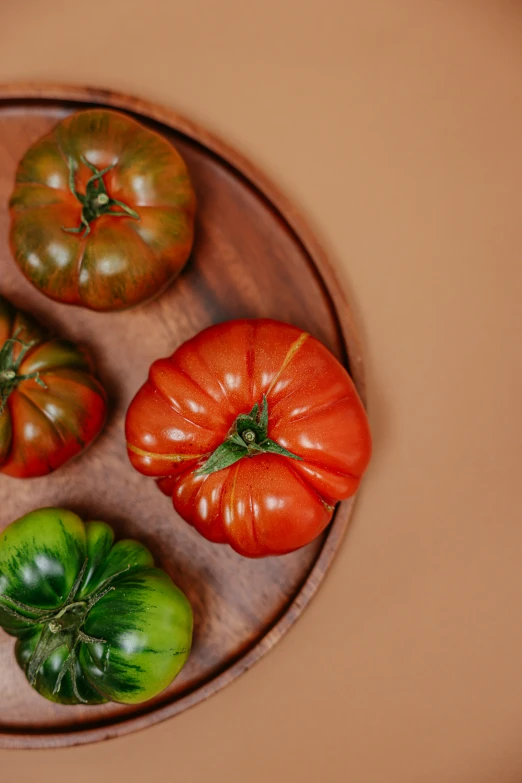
[0,508,193,705]
[0,295,107,479]
[9,109,196,312]
[126,319,372,557]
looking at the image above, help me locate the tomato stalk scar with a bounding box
[0,331,47,414]
[62,155,140,237]
[0,558,131,703]
[196,395,303,476]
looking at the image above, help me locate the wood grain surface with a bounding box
[0,84,365,748]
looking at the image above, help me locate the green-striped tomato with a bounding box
[0,508,193,705]
[9,108,196,311]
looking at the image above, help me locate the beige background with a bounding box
[1,1,522,781]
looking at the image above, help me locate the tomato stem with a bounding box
[196,395,303,475]
[0,557,134,703]
[61,155,140,237]
[15,559,132,701]
[0,333,47,414]
[48,601,87,633]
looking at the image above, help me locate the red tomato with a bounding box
[9,109,196,311]
[126,319,371,557]
[0,295,107,478]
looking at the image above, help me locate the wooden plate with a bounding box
[0,84,366,748]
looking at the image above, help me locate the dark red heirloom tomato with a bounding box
[126,319,371,557]
[0,295,107,478]
[9,109,196,311]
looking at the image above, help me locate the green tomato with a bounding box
[0,508,193,705]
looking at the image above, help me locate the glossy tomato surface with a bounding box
[9,109,196,311]
[126,319,372,557]
[0,295,107,478]
[0,508,193,705]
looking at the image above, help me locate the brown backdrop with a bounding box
[1,1,522,781]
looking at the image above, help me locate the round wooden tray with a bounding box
[0,84,366,748]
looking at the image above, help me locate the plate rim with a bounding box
[0,82,366,749]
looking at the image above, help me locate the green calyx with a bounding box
[0,560,129,704]
[196,395,302,476]
[62,155,140,237]
[0,331,47,414]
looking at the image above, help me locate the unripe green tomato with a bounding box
[0,508,193,705]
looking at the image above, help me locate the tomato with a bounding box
[9,108,196,311]
[0,294,107,478]
[125,319,372,557]
[0,508,193,705]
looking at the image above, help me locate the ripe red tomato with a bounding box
[126,319,371,557]
[9,109,196,311]
[0,295,107,478]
